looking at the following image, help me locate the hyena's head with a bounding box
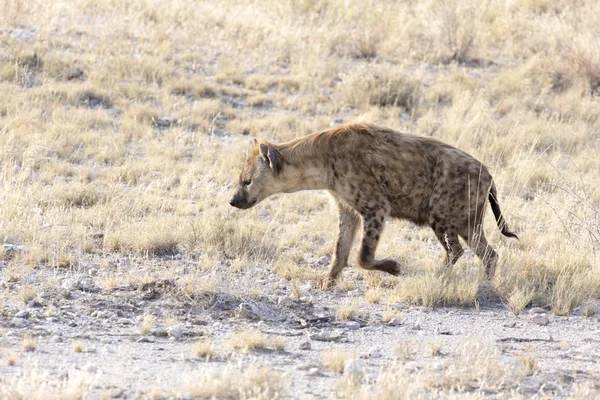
[230,140,283,209]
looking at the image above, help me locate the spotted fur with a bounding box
[230,123,518,286]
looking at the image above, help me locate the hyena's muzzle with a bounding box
[229,190,256,209]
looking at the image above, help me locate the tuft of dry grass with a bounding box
[22,335,37,352]
[140,314,157,335]
[582,298,596,318]
[323,349,351,374]
[517,350,538,373]
[20,285,37,304]
[192,338,215,361]
[335,299,362,322]
[506,288,533,316]
[72,340,84,353]
[7,352,17,366]
[229,329,268,352]
[184,364,288,399]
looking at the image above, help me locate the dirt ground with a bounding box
[2,256,600,399]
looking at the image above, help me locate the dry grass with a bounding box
[192,338,215,361]
[229,329,268,352]
[21,335,37,352]
[323,349,351,374]
[336,299,363,321]
[140,314,157,335]
[72,340,84,353]
[184,364,288,400]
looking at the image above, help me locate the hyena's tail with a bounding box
[489,183,519,239]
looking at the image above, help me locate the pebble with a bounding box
[81,363,97,373]
[411,324,421,330]
[308,368,319,376]
[167,325,184,339]
[388,318,403,326]
[3,244,29,256]
[531,315,550,326]
[367,346,382,358]
[345,321,360,331]
[315,255,330,267]
[309,329,345,342]
[14,310,30,319]
[150,328,168,337]
[347,289,361,297]
[52,335,63,343]
[10,317,29,328]
[344,359,366,380]
[27,300,43,308]
[299,341,311,350]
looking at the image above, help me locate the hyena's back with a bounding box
[325,124,493,228]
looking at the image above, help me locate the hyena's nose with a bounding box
[229,197,238,208]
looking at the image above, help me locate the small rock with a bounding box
[277,296,295,307]
[345,321,360,331]
[236,303,261,320]
[411,324,421,330]
[10,317,29,328]
[81,363,97,373]
[299,341,311,350]
[309,329,345,342]
[344,359,366,381]
[167,325,184,339]
[51,335,63,343]
[347,289,361,297]
[308,368,319,376]
[400,112,410,121]
[367,346,382,358]
[62,277,81,291]
[2,244,29,258]
[503,321,517,328]
[27,300,43,308]
[529,307,547,315]
[150,329,168,337]
[388,318,403,326]
[14,310,30,319]
[46,317,59,323]
[315,255,330,267]
[531,315,550,326]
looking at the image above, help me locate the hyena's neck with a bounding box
[276,143,331,193]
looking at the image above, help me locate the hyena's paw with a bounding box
[375,258,402,276]
[318,273,335,290]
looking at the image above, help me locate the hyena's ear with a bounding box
[259,143,279,172]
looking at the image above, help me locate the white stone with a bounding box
[167,325,184,339]
[344,359,366,381]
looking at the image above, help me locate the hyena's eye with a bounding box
[242,179,252,186]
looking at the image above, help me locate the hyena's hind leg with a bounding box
[357,207,401,276]
[460,227,498,279]
[430,214,465,268]
[326,203,360,287]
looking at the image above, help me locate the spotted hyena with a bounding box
[230,123,518,287]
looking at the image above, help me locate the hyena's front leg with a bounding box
[325,205,360,287]
[357,208,401,276]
